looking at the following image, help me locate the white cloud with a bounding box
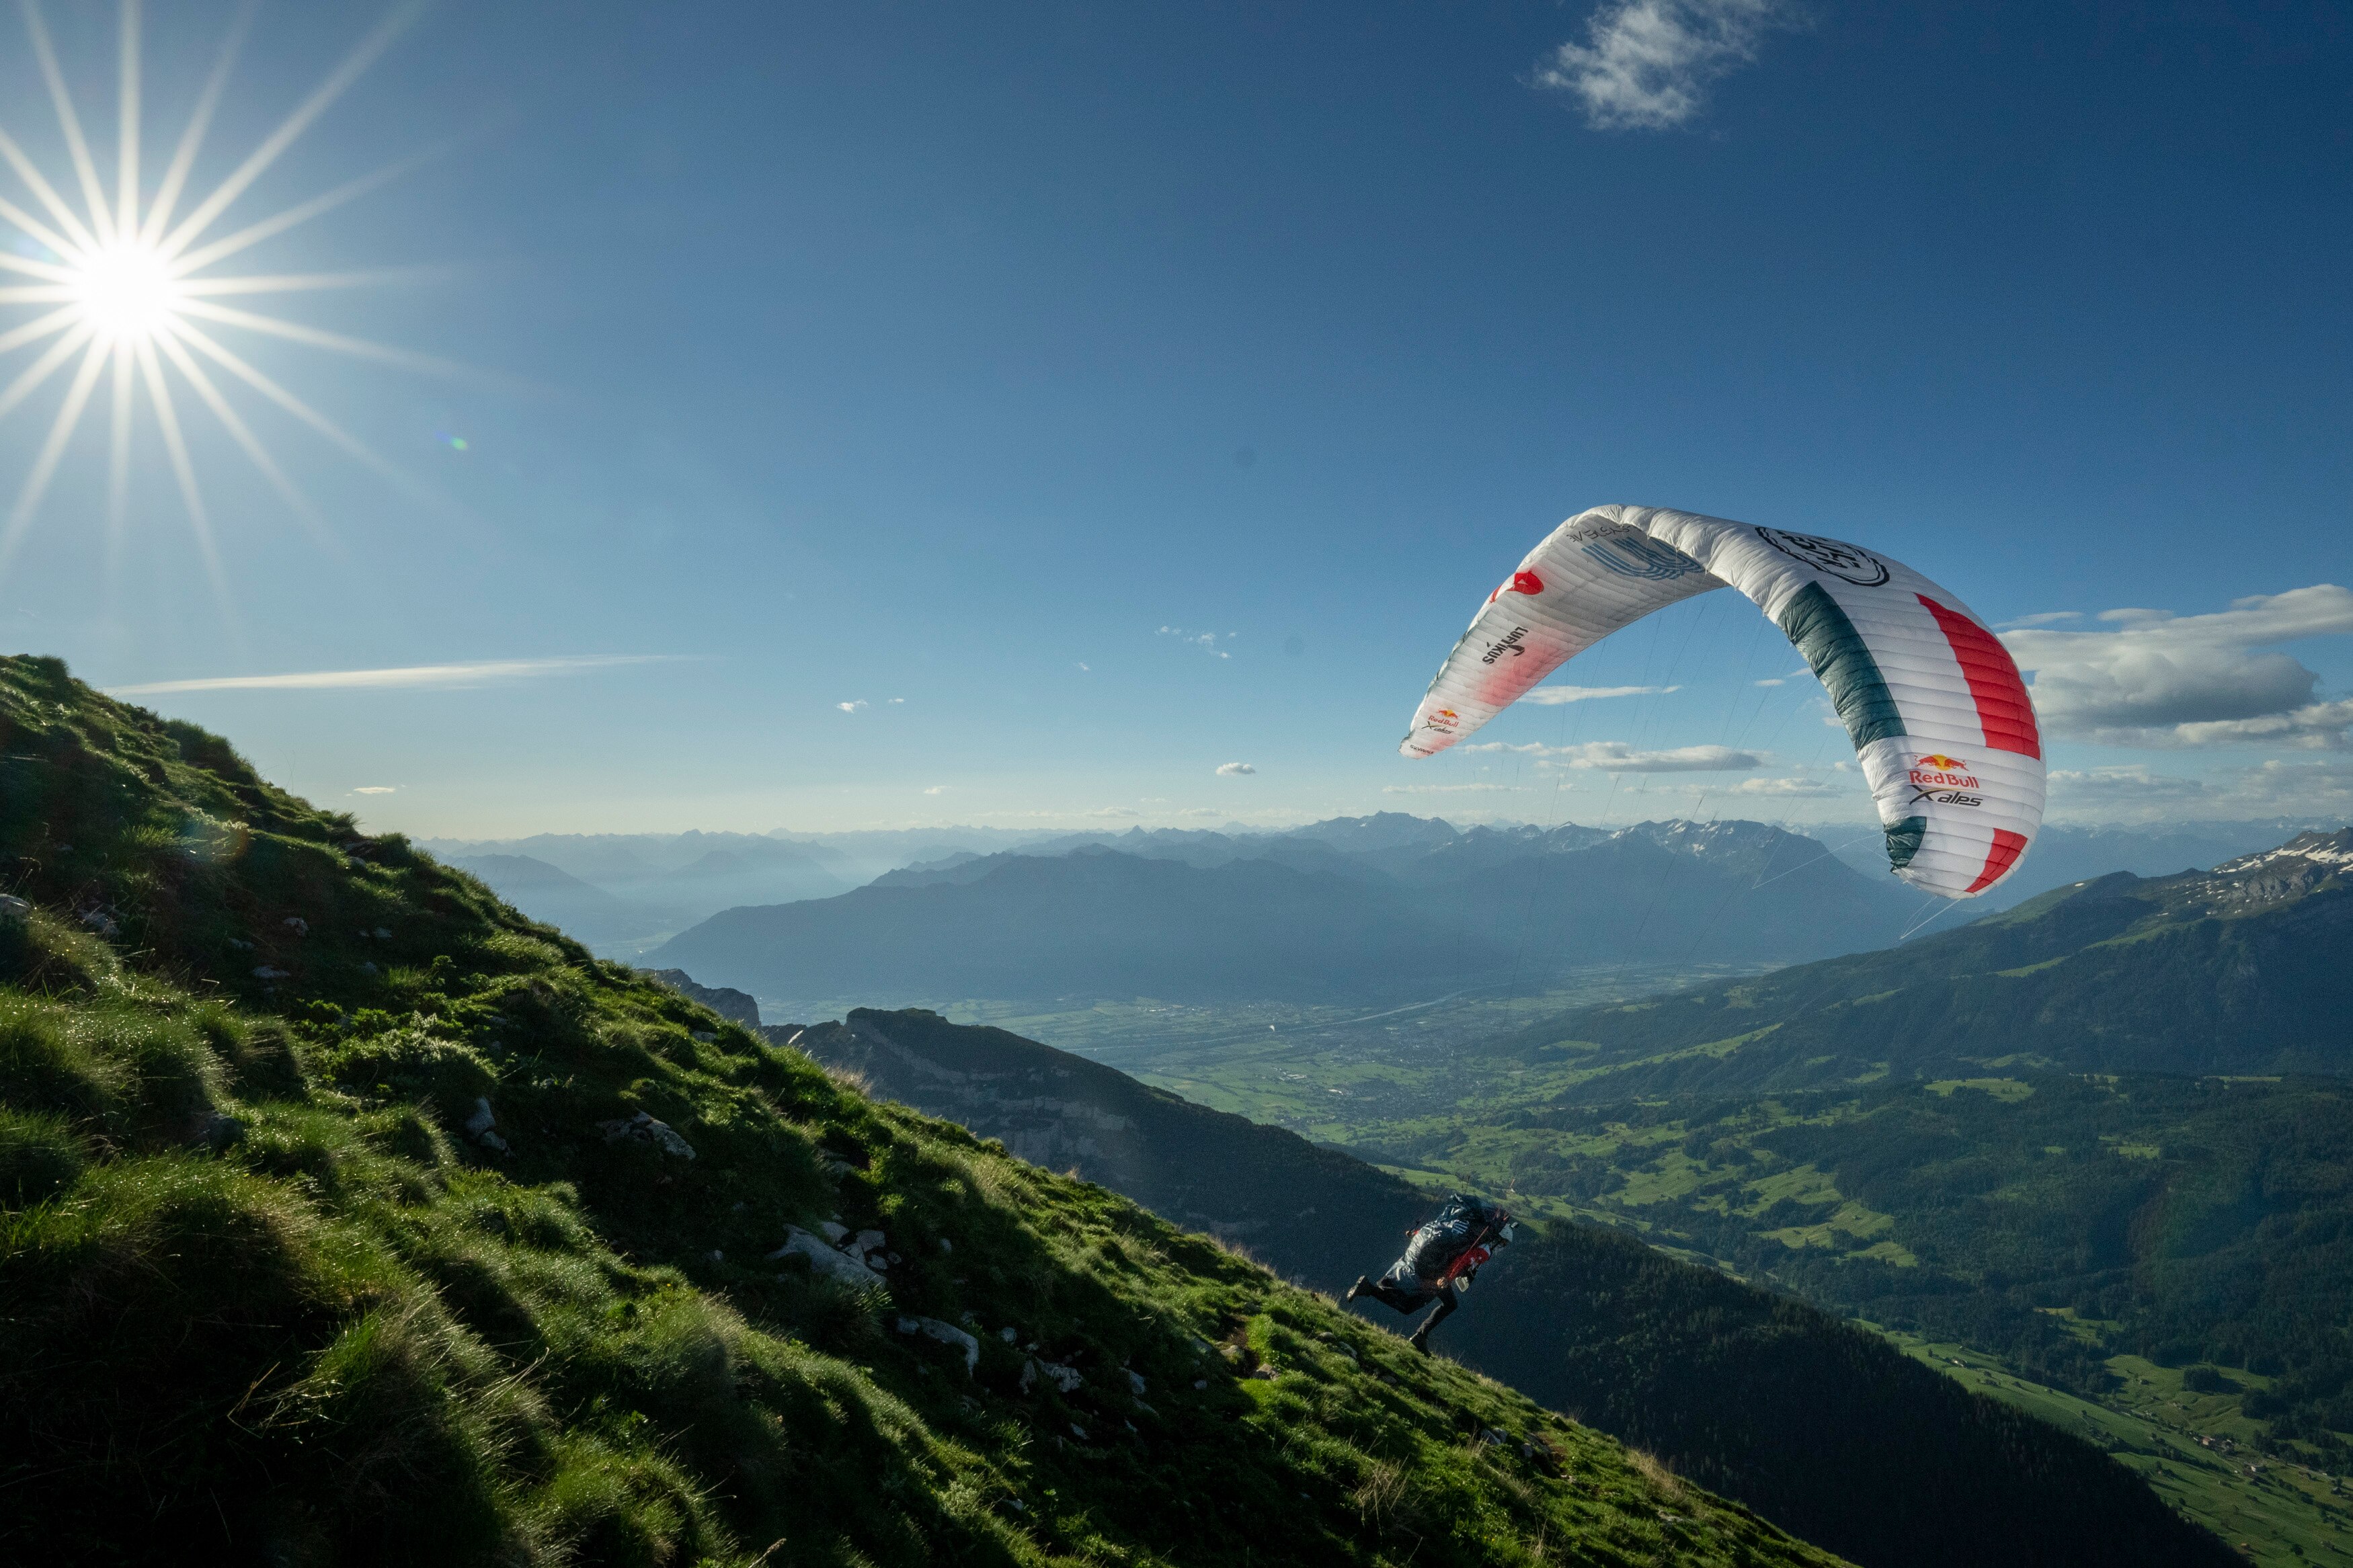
[2045,760,2353,823]
[1998,611,2083,630]
[1753,677,1785,687]
[1734,775,1842,796]
[837,700,868,713]
[922,785,950,795]
[2046,765,2210,805]
[1521,683,1681,704]
[109,655,676,695]
[1158,626,1232,659]
[1533,0,1797,130]
[1215,762,1257,776]
[1087,807,1144,818]
[350,786,396,795]
[2004,584,2353,747]
[1461,739,1763,770]
[1382,782,1525,794]
[887,697,905,704]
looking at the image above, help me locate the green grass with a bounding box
[0,653,1845,1566]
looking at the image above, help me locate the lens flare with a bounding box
[0,0,452,591]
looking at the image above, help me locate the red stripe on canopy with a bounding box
[1917,595,2042,758]
[1967,829,2030,894]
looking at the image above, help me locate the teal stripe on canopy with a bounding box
[1775,582,1905,749]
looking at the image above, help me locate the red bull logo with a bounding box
[1425,708,1460,732]
[1911,754,1979,789]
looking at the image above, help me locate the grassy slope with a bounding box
[791,1007,2240,1568]
[0,655,1839,1568]
[1230,1066,2352,1568]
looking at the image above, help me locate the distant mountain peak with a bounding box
[2215,827,2353,874]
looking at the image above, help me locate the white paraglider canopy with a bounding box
[1401,505,2044,899]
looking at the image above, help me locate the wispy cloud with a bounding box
[1382,782,1524,794]
[1159,626,1233,659]
[837,700,869,713]
[2004,584,2353,748]
[1734,775,1841,796]
[1998,611,2084,630]
[1462,739,1761,772]
[350,786,396,795]
[922,785,950,795]
[1533,0,1798,130]
[110,655,678,696]
[1215,761,1257,776]
[1521,683,1681,705]
[2046,759,2353,823]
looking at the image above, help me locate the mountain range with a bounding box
[1508,829,2353,1099]
[655,818,1927,1008]
[422,829,863,954]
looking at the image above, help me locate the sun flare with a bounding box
[0,0,448,593]
[68,239,181,341]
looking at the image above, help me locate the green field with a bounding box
[1884,1335,2353,1564]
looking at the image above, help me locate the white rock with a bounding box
[768,1227,885,1291]
[0,894,30,920]
[1070,1423,1088,1440]
[895,1315,980,1372]
[282,916,308,936]
[596,1110,696,1160]
[1000,1327,1018,1343]
[373,926,391,939]
[464,1099,497,1139]
[819,1221,850,1244]
[1023,1358,1083,1395]
[938,1237,953,1253]
[846,1228,885,1261]
[1127,1370,1147,1396]
[252,966,290,981]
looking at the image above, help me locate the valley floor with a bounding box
[912,996,2353,1568]
[1880,1333,2353,1565]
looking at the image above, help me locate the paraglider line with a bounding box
[1897,891,1960,943]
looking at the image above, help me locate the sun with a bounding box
[0,0,454,593]
[69,239,181,341]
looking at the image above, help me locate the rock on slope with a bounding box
[0,655,1837,1568]
[792,1006,2237,1568]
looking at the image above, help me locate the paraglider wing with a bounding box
[1400,505,2044,898]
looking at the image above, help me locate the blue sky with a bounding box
[1,0,2347,835]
